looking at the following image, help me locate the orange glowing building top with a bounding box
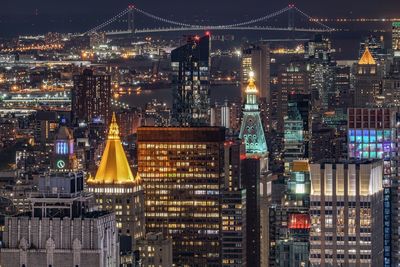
[245,71,258,94]
[88,113,137,184]
[358,47,376,65]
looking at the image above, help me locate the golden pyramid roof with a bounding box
[88,113,136,184]
[245,71,258,93]
[358,47,376,65]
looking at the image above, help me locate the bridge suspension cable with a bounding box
[83,5,334,35]
[134,7,196,27]
[84,8,132,35]
[134,6,292,29]
[210,6,292,28]
[293,7,333,31]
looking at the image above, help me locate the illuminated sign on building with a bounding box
[288,213,311,229]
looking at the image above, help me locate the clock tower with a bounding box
[239,71,268,167]
[52,125,77,171]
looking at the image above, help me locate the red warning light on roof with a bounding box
[205,31,211,36]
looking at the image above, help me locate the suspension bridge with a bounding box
[81,4,335,36]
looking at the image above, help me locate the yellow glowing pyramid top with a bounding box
[88,113,136,184]
[358,47,376,65]
[245,71,258,94]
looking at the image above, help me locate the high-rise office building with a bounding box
[87,113,145,245]
[305,35,335,111]
[347,107,398,266]
[382,60,400,107]
[72,69,112,124]
[331,65,352,110]
[269,160,311,267]
[284,102,305,170]
[309,160,384,267]
[276,61,310,132]
[221,140,247,266]
[137,232,173,267]
[241,43,271,128]
[354,48,380,107]
[137,127,225,266]
[210,101,242,133]
[0,171,119,267]
[241,158,261,267]
[171,35,211,126]
[392,22,400,57]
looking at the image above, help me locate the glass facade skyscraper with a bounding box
[347,108,397,267]
[137,127,225,266]
[393,22,400,58]
[171,35,211,126]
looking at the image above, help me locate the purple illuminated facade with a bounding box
[347,108,397,184]
[347,107,398,266]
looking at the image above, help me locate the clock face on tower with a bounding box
[56,160,66,169]
[245,116,255,133]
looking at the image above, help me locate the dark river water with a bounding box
[121,84,242,109]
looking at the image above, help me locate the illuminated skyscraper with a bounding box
[354,48,380,107]
[239,72,268,166]
[309,160,384,267]
[137,127,225,266]
[221,140,247,266]
[72,69,112,124]
[87,113,145,245]
[276,61,309,132]
[269,160,311,267]
[284,102,305,171]
[52,125,77,171]
[241,44,271,128]
[347,107,398,266]
[392,22,400,57]
[305,35,335,112]
[171,35,211,126]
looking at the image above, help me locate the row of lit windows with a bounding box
[147,223,220,230]
[88,187,141,194]
[139,144,208,149]
[146,200,218,206]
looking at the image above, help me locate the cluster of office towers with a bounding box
[3,23,400,267]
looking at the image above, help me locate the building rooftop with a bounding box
[88,113,138,185]
[312,159,382,165]
[358,47,376,65]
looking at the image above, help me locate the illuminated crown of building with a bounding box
[245,71,258,94]
[88,113,138,184]
[239,71,268,157]
[358,47,376,65]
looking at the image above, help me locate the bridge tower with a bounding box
[288,4,295,30]
[127,5,135,34]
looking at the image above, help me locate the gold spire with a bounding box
[358,47,376,65]
[108,112,120,140]
[245,71,258,93]
[88,112,137,184]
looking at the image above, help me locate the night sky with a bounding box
[1,0,400,36]
[2,0,400,17]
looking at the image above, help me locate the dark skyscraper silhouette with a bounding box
[171,34,211,126]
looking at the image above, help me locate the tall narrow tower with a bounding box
[87,113,145,248]
[239,72,268,162]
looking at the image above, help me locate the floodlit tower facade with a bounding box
[87,113,145,245]
[239,71,268,166]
